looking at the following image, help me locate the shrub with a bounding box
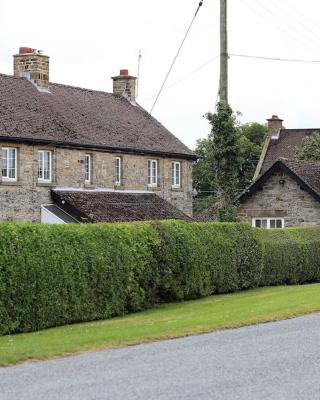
[0,223,160,335]
[258,227,320,286]
[151,221,262,300]
[1,221,320,336]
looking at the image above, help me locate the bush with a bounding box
[153,221,262,301]
[1,221,320,336]
[258,227,320,286]
[0,223,160,335]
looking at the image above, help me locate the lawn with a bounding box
[1,283,320,366]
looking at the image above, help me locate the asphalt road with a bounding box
[1,313,320,400]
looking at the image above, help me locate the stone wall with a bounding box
[238,171,320,227]
[0,142,193,222]
[13,53,49,88]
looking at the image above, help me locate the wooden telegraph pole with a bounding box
[219,0,228,104]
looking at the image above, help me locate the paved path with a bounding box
[1,313,320,400]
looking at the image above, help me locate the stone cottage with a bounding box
[238,115,320,228]
[0,47,196,223]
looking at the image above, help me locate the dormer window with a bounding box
[2,147,17,182]
[38,150,52,182]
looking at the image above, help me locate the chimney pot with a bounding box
[120,69,129,76]
[19,47,34,54]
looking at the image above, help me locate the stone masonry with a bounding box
[238,171,320,227]
[13,47,49,88]
[0,142,193,222]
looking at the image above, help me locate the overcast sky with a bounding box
[1,0,320,150]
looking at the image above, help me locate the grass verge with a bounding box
[1,284,320,367]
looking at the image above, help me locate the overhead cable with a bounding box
[230,53,320,64]
[239,0,320,57]
[149,0,204,115]
[140,55,218,104]
[254,0,320,52]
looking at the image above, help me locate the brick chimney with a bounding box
[112,69,137,102]
[267,115,283,139]
[13,47,49,90]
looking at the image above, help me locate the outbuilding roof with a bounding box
[0,74,195,159]
[51,190,193,223]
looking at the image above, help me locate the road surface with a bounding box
[1,313,320,399]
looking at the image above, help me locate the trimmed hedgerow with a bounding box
[1,221,320,336]
[0,223,160,335]
[258,227,320,286]
[152,221,262,301]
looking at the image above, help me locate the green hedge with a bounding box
[0,222,320,336]
[258,227,320,286]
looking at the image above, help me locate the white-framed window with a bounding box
[2,147,17,181]
[84,154,91,183]
[252,218,284,229]
[38,150,52,182]
[171,161,181,188]
[148,159,158,186]
[115,157,121,185]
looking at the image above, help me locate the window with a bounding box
[115,157,121,185]
[38,150,52,182]
[252,218,284,229]
[148,160,158,186]
[171,161,181,188]
[2,148,17,181]
[84,154,91,183]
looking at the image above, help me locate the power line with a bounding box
[239,0,320,57]
[254,0,320,52]
[282,0,320,34]
[140,55,218,104]
[230,53,320,64]
[149,0,204,115]
[268,0,320,42]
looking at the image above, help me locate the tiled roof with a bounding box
[51,190,192,223]
[261,129,320,173]
[280,159,320,196]
[0,74,195,159]
[239,159,320,203]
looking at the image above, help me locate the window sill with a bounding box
[171,186,183,192]
[84,183,95,189]
[37,181,56,187]
[0,180,21,186]
[148,186,161,191]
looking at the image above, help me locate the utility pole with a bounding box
[219,0,228,104]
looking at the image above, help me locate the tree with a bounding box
[295,132,320,160]
[193,110,267,219]
[238,123,267,190]
[208,102,240,221]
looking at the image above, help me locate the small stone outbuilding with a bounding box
[238,115,320,228]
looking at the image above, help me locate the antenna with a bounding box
[136,49,142,99]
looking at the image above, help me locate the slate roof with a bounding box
[239,159,320,204]
[0,73,195,159]
[261,129,320,174]
[51,190,192,223]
